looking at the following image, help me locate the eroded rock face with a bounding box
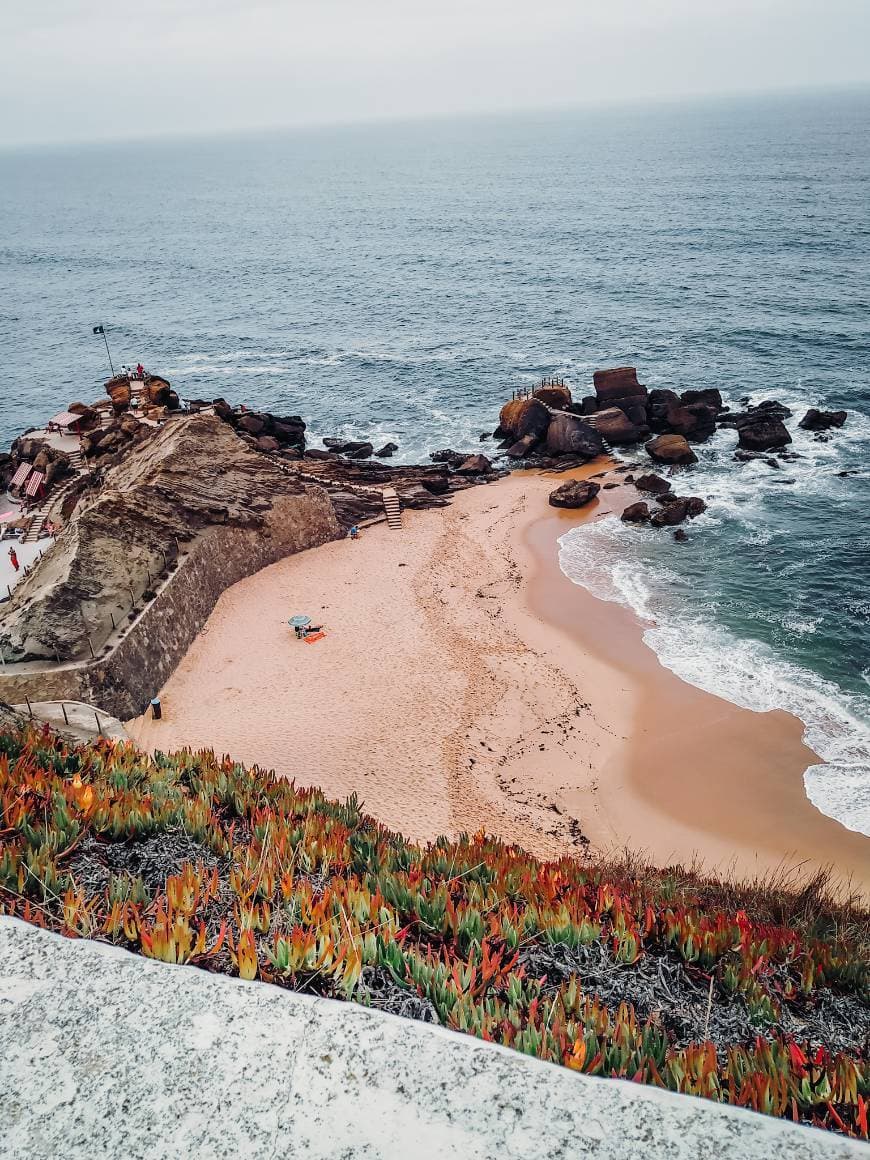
[545,414,606,459]
[375,443,399,458]
[0,414,337,664]
[799,408,847,431]
[645,434,698,465]
[548,479,601,508]
[497,398,551,442]
[105,377,131,413]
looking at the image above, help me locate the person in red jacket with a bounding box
[8,546,19,572]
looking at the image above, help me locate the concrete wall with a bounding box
[0,918,862,1160]
[0,487,340,719]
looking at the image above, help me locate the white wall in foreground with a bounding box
[0,918,864,1160]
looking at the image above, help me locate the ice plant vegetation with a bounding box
[0,724,867,1139]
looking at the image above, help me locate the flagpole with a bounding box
[93,324,115,377]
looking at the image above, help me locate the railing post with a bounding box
[61,703,69,726]
[25,696,33,718]
[87,636,96,660]
[94,710,102,736]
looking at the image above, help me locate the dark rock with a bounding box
[342,441,374,459]
[455,454,492,475]
[548,480,601,509]
[256,436,281,453]
[684,497,707,518]
[375,442,399,458]
[673,529,689,543]
[545,413,606,459]
[237,413,265,436]
[737,417,791,452]
[602,481,619,490]
[593,408,646,446]
[799,408,847,431]
[506,434,540,459]
[305,448,336,461]
[621,501,650,524]
[580,395,599,416]
[479,432,491,441]
[430,449,470,469]
[634,473,672,496]
[645,434,697,465]
[651,500,690,527]
[680,388,723,412]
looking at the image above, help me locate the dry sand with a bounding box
[128,468,870,896]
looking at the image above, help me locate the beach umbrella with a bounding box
[288,615,311,628]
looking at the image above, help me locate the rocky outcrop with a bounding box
[799,408,847,431]
[375,442,398,458]
[645,434,698,465]
[212,402,307,453]
[593,367,648,424]
[0,414,339,665]
[545,414,606,459]
[548,480,601,508]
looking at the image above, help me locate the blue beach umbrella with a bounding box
[288,615,311,628]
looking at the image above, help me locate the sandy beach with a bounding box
[129,468,870,896]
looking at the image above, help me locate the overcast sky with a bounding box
[1,0,868,146]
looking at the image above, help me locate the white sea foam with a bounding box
[558,515,870,837]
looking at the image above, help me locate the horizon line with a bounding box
[1,81,868,154]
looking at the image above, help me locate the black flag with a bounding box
[93,325,104,335]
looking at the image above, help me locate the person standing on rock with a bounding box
[8,546,19,572]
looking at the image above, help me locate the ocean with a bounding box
[1,91,868,835]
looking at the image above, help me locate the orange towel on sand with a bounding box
[304,631,326,644]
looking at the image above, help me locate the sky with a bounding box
[1,0,869,146]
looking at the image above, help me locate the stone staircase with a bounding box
[382,487,403,529]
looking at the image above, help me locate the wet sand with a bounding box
[128,467,870,897]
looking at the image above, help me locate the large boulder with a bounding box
[634,473,672,496]
[105,376,131,413]
[645,434,698,465]
[799,408,847,431]
[548,480,601,509]
[545,414,606,459]
[430,449,468,468]
[533,384,572,410]
[143,377,172,407]
[498,398,551,442]
[593,408,646,446]
[375,442,399,458]
[660,401,718,442]
[593,367,648,424]
[621,501,650,524]
[737,417,791,452]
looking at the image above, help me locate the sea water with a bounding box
[1,91,868,833]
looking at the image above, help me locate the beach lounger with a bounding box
[303,631,326,644]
